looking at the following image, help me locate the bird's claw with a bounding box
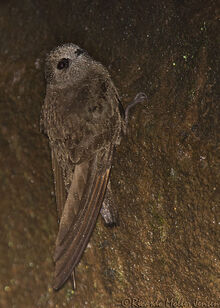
[134,92,148,103]
[125,92,147,125]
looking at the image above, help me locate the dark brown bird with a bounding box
[40,43,146,290]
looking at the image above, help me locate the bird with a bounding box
[40,43,146,290]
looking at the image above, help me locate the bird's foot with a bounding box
[125,92,147,125]
[100,180,118,227]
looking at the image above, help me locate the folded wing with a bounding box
[52,147,113,290]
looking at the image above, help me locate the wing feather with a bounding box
[53,148,112,290]
[51,149,67,217]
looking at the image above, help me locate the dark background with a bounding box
[0,0,219,307]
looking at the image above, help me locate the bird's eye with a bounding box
[57,58,70,70]
[75,49,85,56]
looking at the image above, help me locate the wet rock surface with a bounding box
[0,0,219,307]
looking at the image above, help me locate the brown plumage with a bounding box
[41,43,146,290]
[41,43,124,290]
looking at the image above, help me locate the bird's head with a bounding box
[45,43,91,88]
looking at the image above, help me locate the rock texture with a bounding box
[0,0,219,307]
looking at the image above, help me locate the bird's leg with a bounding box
[125,92,147,127]
[100,93,147,225]
[100,180,118,227]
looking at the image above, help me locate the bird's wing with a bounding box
[52,147,113,290]
[51,150,77,289]
[51,149,67,218]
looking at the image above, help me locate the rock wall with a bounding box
[0,0,219,307]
